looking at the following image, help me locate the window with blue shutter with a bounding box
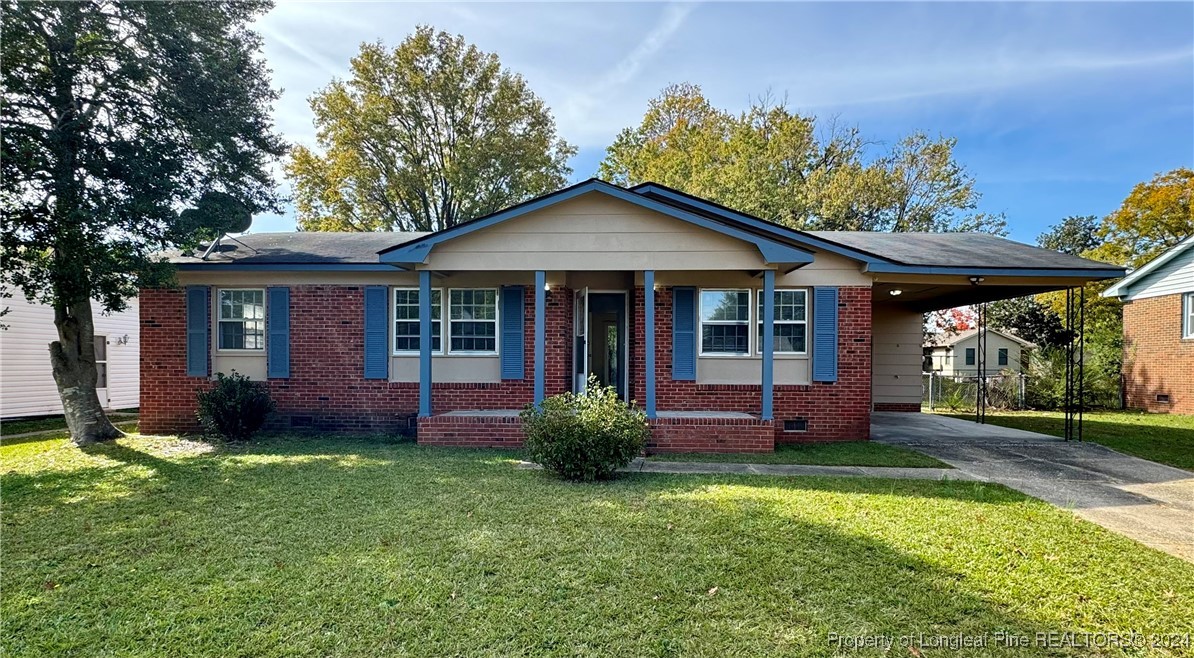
[267,287,290,378]
[811,287,838,383]
[363,286,388,379]
[186,286,209,377]
[672,287,696,380]
[500,286,525,379]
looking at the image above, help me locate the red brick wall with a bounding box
[1123,294,1194,414]
[139,284,572,434]
[416,414,525,447]
[631,286,872,442]
[647,417,775,453]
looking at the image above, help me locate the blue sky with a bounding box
[252,1,1193,243]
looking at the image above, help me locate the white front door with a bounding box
[574,287,589,392]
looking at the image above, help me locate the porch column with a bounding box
[761,269,775,421]
[419,269,433,417]
[644,270,656,419]
[534,270,546,405]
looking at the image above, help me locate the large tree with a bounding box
[287,26,577,233]
[2,1,285,444]
[599,83,1005,234]
[1091,168,1193,268]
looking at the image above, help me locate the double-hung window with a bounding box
[964,347,976,366]
[997,347,1009,366]
[756,289,807,354]
[218,289,265,350]
[393,288,442,353]
[700,289,751,355]
[1184,292,1194,339]
[449,289,498,353]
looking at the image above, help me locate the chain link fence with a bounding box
[922,372,1027,412]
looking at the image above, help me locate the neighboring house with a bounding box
[924,328,1036,377]
[141,179,1123,451]
[1,296,140,419]
[1102,236,1194,414]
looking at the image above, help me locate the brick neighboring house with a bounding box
[1103,236,1194,414]
[141,180,1124,450]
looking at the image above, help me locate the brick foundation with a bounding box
[416,414,525,447]
[873,402,921,412]
[647,416,775,453]
[1123,295,1194,414]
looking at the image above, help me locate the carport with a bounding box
[802,231,1126,438]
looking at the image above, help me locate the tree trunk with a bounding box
[50,296,122,446]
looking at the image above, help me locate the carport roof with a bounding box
[804,231,1123,276]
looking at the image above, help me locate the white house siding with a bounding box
[1,297,140,418]
[929,331,1030,377]
[1123,249,1194,301]
[871,306,924,407]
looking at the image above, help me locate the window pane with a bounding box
[96,362,108,388]
[93,336,107,362]
[394,289,442,351]
[998,348,1008,366]
[702,324,748,354]
[701,290,749,322]
[757,323,806,353]
[450,289,496,320]
[757,290,806,322]
[450,321,496,352]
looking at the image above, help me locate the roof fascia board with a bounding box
[1101,236,1193,299]
[863,262,1126,278]
[175,263,405,272]
[379,179,814,266]
[632,183,892,266]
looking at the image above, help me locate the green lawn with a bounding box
[646,440,949,468]
[4,434,1194,657]
[940,410,1194,471]
[2,413,138,437]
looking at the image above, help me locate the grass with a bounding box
[2,417,138,437]
[646,440,949,468]
[939,410,1194,471]
[4,433,1194,657]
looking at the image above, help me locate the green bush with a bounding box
[520,378,649,482]
[196,372,276,440]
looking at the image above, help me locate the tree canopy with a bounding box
[598,83,1006,234]
[1091,168,1193,268]
[286,26,577,233]
[1,0,285,443]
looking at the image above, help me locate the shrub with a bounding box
[520,378,649,482]
[196,371,276,441]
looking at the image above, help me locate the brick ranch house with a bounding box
[140,180,1124,451]
[1103,236,1194,414]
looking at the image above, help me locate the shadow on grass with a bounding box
[7,435,1153,657]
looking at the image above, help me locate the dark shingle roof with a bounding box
[164,232,428,265]
[805,231,1117,270]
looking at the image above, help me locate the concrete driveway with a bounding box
[872,412,1194,562]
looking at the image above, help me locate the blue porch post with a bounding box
[534,270,546,405]
[761,269,775,420]
[418,269,433,417]
[644,270,656,419]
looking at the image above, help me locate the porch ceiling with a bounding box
[873,277,1100,312]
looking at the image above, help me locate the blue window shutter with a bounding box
[267,287,290,378]
[812,287,838,383]
[185,286,209,377]
[500,286,525,380]
[672,286,696,380]
[363,286,388,379]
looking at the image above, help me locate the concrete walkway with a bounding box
[873,412,1194,562]
[517,459,974,481]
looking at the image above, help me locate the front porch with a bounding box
[416,409,776,453]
